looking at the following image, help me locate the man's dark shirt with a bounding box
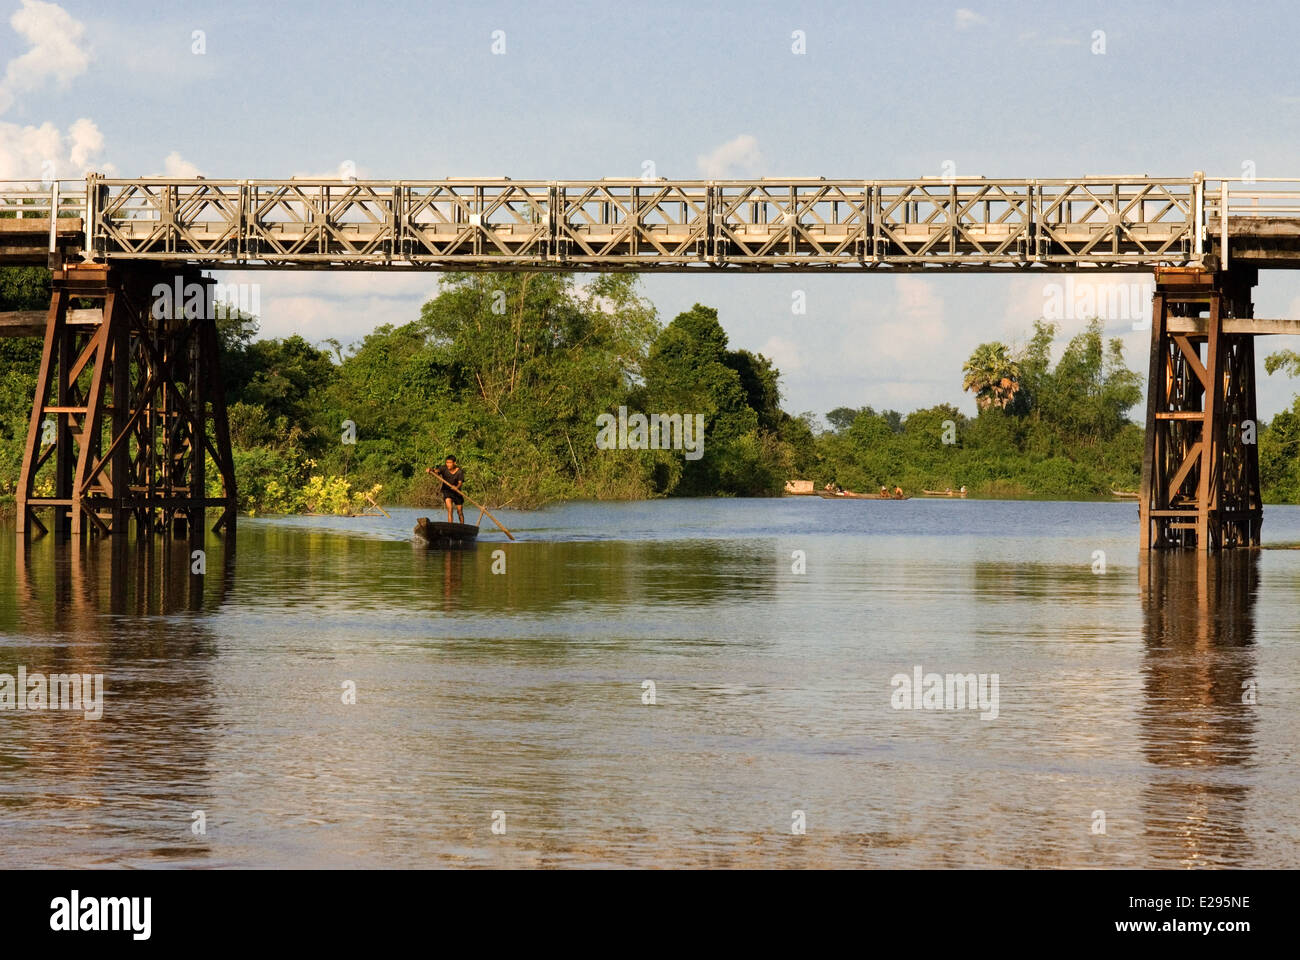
[434,465,465,503]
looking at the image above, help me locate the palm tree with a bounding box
[963,342,1022,411]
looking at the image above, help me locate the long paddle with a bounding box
[428,469,516,541]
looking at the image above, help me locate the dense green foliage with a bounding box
[810,320,1146,498]
[7,262,1300,511]
[0,267,49,504]
[205,274,804,512]
[1260,349,1300,501]
[633,303,801,497]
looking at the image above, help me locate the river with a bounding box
[2,497,1298,868]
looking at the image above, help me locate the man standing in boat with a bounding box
[426,455,466,524]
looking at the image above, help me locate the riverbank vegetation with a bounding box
[811,319,1146,499]
[0,266,49,516]
[4,265,1300,513]
[213,273,806,511]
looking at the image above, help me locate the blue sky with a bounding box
[6,0,1300,418]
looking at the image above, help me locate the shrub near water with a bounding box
[300,475,383,516]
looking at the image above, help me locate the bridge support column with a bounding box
[16,264,238,542]
[1139,267,1261,550]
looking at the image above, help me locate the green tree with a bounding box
[1026,319,1141,445]
[640,304,788,496]
[0,267,49,503]
[815,318,1146,499]
[1261,350,1300,501]
[962,341,1022,411]
[825,406,867,432]
[413,272,660,503]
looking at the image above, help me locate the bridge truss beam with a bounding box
[75,175,1205,272]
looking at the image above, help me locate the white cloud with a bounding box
[0,2,107,179]
[760,335,801,372]
[67,116,101,167]
[161,150,201,177]
[696,134,763,179]
[208,271,440,344]
[1002,275,1050,344]
[0,0,90,114]
[895,274,944,321]
[0,118,57,178]
[0,115,110,178]
[216,271,439,300]
[1003,272,1152,350]
[0,2,184,182]
[290,160,366,180]
[954,8,988,30]
[836,275,951,378]
[254,293,430,344]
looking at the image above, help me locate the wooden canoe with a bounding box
[414,517,480,548]
[817,491,911,500]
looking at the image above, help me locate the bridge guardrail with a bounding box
[1205,178,1300,217]
[0,180,88,218]
[1203,178,1300,269]
[0,180,91,261]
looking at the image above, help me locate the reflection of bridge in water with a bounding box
[0,532,233,865]
[1138,551,1259,865]
[12,528,235,618]
[4,174,1300,552]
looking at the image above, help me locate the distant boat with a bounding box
[817,491,911,501]
[1111,490,1140,499]
[414,517,480,548]
[922,489,968,498]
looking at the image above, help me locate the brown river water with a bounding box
[1,498,1298,868]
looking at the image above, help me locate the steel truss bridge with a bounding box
[4,172,1300,552]
[1,173,1299,272]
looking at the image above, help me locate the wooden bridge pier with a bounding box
[15,263,237,545]
[1140,267,1263,550]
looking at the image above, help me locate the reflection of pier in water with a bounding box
[1138,551,1258,867]
[13,528,235,623]
[1,531,234,866]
